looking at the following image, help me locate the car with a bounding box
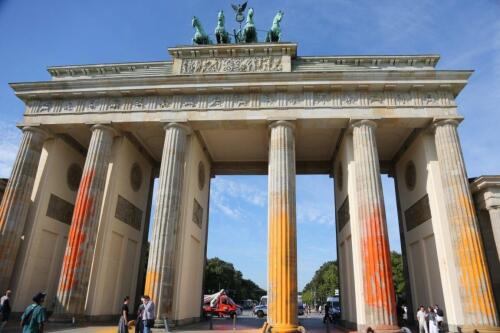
[203,289,241,318]
[253,296,306,318]
[327,296,341,321]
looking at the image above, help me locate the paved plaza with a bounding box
[0,312,342,333]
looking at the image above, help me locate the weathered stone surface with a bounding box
[267,120,299,333]
[55,124,115,316]
[144,123,189,321]
[433,119,498,328]
[0,126,47,290]
[351,120,398,330]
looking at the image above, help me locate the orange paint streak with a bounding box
[58,170,95,293]
[361,208,396,315]
[0,187,14,231]
[144,270,159,296]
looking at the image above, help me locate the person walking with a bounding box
[416,306,428,333]
[20,292,46,333]
[323,302,331,324]
[401,303,408,327]
[141,296,155,333]
[118,296,130,333]
[135,297,145,333]
[0,290,12,332]
[427,306,438,333]
[434,304,444,332]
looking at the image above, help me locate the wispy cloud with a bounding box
[0,121,21,178]
[210,177,267,221]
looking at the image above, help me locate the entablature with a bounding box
[22,89,457,117]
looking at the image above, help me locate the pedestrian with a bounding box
[416,305,428,333]
[135,296,145,333]
[318,304,322,314]
[323,302,331,323]
[427,306,438,333]
[141,295,155,333]
[434,304,444,332]
[401,303,408,327]
[0,290,12,332]
[20,292,46,333]
[118,296,130,333]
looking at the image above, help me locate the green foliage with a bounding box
[301,253,407,305]
[204,257,266,302]
[302,261,339,305]
[390,251,406,299]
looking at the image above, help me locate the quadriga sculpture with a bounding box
[266,10,283,43]
[192,16,211,45]
[242,8,257,43]
[215,11,230,44]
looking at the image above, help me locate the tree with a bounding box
[302,261,339,305]
[390,251,406,300]
[301,253,407,305]
[204,257,266,302]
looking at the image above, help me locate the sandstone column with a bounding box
[144,123,189,322]
[433,119,499,329]
[267,120,298,333]
[351,120,398,331]
[0,126,48,290]
[55,124,115,316]
[487,207,500,259]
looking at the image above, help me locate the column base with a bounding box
[357,324,400,333]
[459,325,500,333]
[265,322,303,333]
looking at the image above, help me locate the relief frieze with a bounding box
[25,90,456,115]
[180,56,283,74]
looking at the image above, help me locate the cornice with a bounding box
[168,42,298,59]
[10,70,472,101]
[470,176,500,193]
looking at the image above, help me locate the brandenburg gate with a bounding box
[0,41,498,333]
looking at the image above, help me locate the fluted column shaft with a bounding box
[487,207,500,260]
[0,127,47,290]
[55,124,115,316]
[267,121,298,333]
[352,120,397,330]
[433,119,498,328]
[144,123,189,321]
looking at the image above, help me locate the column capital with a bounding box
[349,119,378,130]
[163,122,192,134]
[268,120,295,131]
[22,126,50,139]
[90,123,119,136]
[430,118,462,133]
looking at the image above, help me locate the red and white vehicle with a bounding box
[203,289,242,318]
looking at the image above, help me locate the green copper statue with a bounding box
[266,10,283,43]
[242,8,257,43]
[192,16,212,45]
[215,11,230,44]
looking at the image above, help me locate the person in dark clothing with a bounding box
[323,302,331,324]
[118,296,130,333]
[0,290,12,332]
[135,296,145,333]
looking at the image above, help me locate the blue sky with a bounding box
[0,1,499,291]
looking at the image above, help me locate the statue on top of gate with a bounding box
[191,3,285,45]
[192,16,212,45]
[241,8,257,43]
[215,11,230,44]
[266,10,284,43]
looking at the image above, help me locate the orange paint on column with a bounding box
[58,170,94,293]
